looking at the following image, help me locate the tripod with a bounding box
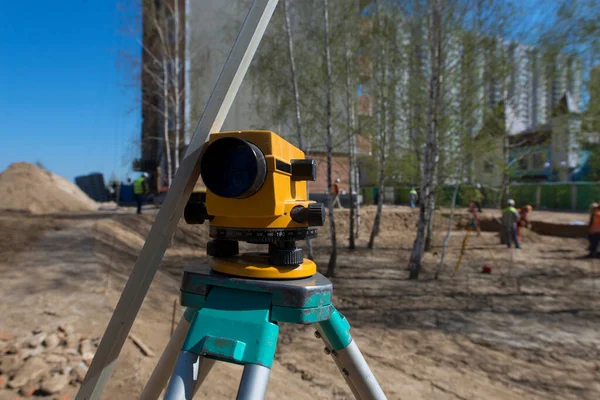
[142,264,386,399]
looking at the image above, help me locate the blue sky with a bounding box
[0,1,141,182]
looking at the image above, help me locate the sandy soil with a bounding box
[0,206,599,399]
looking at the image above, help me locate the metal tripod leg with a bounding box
[140,315,190,400]
[236,364,271,400]
[164,351,216,400]
[317,309,386,400]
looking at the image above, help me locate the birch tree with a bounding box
[323,0,338,277]
[120,0,186,187]
[408,0,443,279]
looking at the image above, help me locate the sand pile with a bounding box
[0,163,98,214]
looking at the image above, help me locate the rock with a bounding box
[5,342,21,355]
[46,354,68,365]
[27,332,47,348]
[8,357,49,389]
[66,333,81,350]
[72,362,88,383]
[64,349,80,362]
[0,330,16,341]
[58,325,74,335]
[0,354,21,375]
[79,340,94,361]
[19,347,43,361]
[39,373,70,394]
[20,381,39,397]
[44,333,60,350]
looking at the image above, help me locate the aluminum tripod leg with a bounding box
[140,316,190,400]
[236,364,271,400]
[164,351,216,400]
[317,311,386,400]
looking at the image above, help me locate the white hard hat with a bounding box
[507,199,515,206]
[143,172,149,178]
[335,178,341,183]
[476,183,481,189]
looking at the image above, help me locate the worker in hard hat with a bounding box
[331,178,343,209]
[409,187,418,208]
[468,201,481,236]
[517,204,533,241]
[588,203,600,257]
[473,183,484,212]
[502,199,521,248]
[133,172,150,215]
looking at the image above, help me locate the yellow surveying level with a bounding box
[184,130,325,279]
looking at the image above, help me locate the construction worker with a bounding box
[474,184,484,212]
[133,172,149,215]
[588,203,600,257]
[517,205,533,241]
[502,199,521,248]
[331,178,343,209]
[409,187,418,208]
[468,201,481,236]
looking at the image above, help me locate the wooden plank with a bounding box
[75,1,279,398]
[128,333,155,357]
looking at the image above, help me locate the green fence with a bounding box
[363,182,600,211]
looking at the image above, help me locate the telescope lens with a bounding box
[201,137,267,198]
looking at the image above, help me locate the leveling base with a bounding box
[210,253,317,279]
[145,264,386,400]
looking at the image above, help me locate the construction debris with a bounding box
[128,333,155,357]
[0,324,98,398]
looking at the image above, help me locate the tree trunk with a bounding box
[283,0,313,259]
[323,0,337,277]
[162,58,172,187]
[502,128,510,205]
[173,0,181,175]
[355,165,361,238]
[283,0,304,151]
[344,34,356,250]
[409,0,442,280]
[425,213,434,251]
[368,3,387,250]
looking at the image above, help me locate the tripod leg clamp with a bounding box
[182,286,279,368]
[317,308,352,351]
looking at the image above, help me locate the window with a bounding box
[484,160,495,173]
[518,156,528,170]
[531,152,546,170]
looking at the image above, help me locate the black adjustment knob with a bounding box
[184,201,210,225]
[207,240,239,258]
[291,159,317,181]
[269,247,304,266]
[307,203,326,226]
[290,203,325,226]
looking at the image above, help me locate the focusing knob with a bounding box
[307,203,326,226]
[269,247,304,266]
[290,203,325,226]
[207,240,239,258]
[184,201,210,225]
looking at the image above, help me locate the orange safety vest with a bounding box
[590,211,600,234]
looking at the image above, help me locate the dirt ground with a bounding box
[1,205,599,399]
